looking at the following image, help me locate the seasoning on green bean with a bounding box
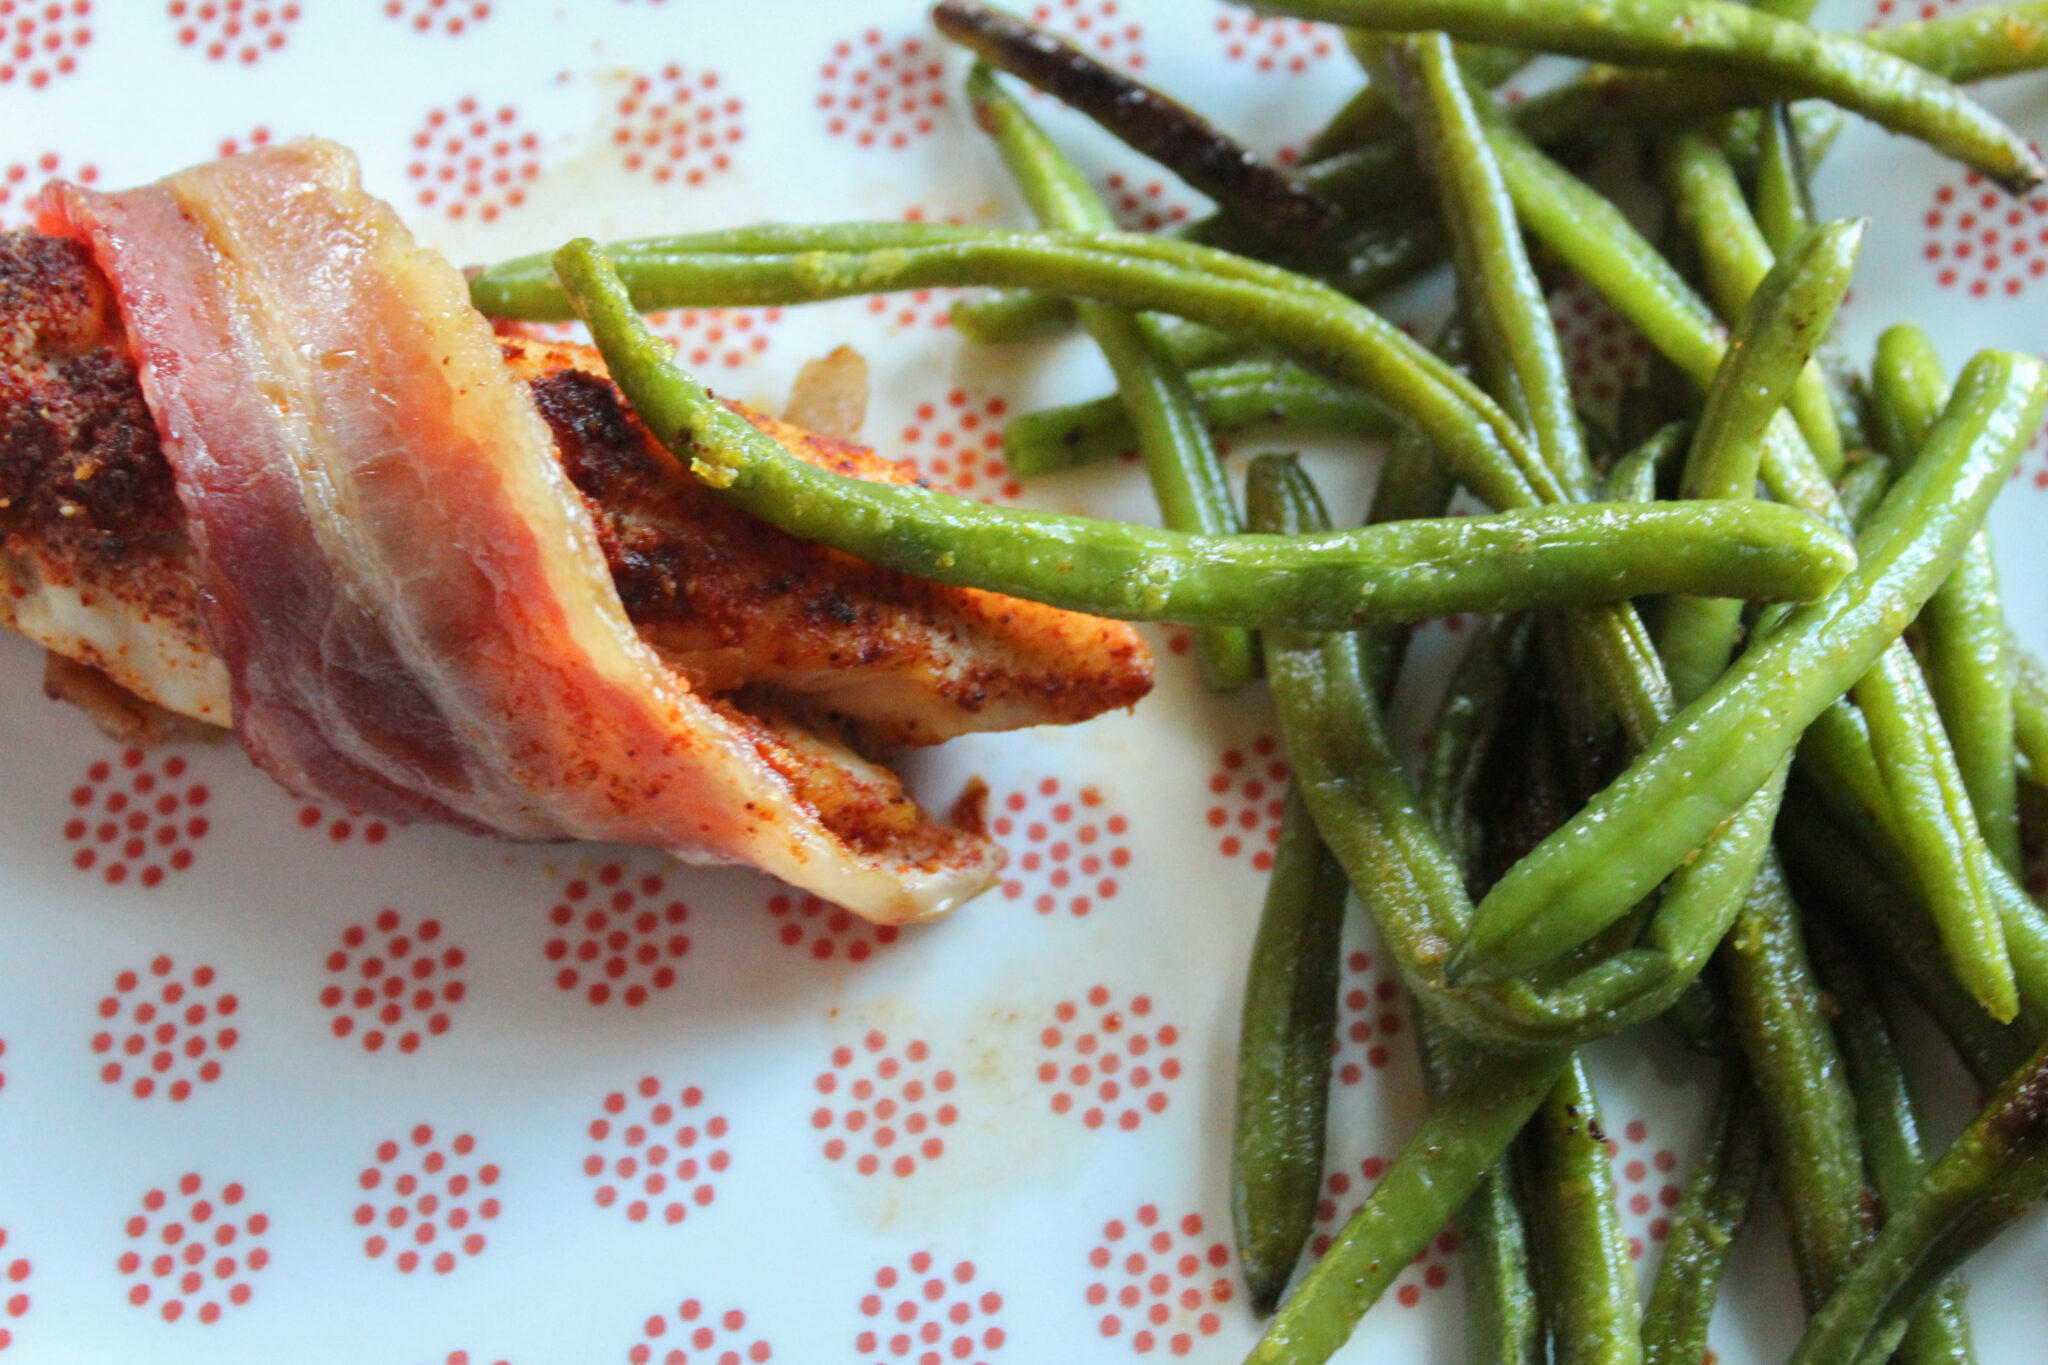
[1521,1057,1644,1365]
[1792,1031,2048,1364]
[1246,0,2046,192]
[1456,351,2048,981]
[1876,324,2020,873]
[1002,360,1393,477]
[1639,1058,1766,1365]
[1808,918,1980,1365]
[933,0,1338,240]
[1232,785,1349,1316]
[1658,219,1863,707]
[967,60,1259,689]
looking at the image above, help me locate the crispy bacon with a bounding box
[19,140,1151,922]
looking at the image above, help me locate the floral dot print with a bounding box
[93,956,239,1101]
[897,389,1020,503]
[614,65,745,187]
[857,1252,1006,1364]
[1212,14,1335,74]
[814,1031,958,1178]
[355,1126,501,1275]
[296,801,390,845]
[1207,735,1288,871]
[1333,949,1406,1086]
[0,0,90,88]
[818,29,946,149]
[1098,169,1194,233]
[1609,1117,1683,1260]
[630,1301,772,1365]
[168,0,298,64]
[1030,0,1143,70]
[1866,0,1961,25]
[0,1229,26,1350]
[1037,987,1182,1131]
[215,124,276,159]
[649,306,784,370]
[63,747,209,887]
[406,97,541,222]
[993,777,1130,917]
[1550,274,1651,411]
[119,1174,268,1323]
[1921,171,2048,299]
[584,1076,731,1225]
[862,286,962,333]
[321,909,466,1053]
[1311,1163,1457,1305]
[0,152,93,227]
[384,0,491,35]
[545,862,692,1006]
[766,892,899,962]
[1083,1205,1232,1356]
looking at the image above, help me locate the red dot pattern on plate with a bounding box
[615,65,745,186]
[1206,736,1288,871]
[856,1251,1005,1364]
[1333,949,1406,1086]
[545,863,691,1007]
[439,1354,509,1365]
[1311,1161,1457,1305]
[630,1300,771,1365]
[992,776,1130,918]
[898,389,1021,503]
[649,306,783,370]
[814,1031,958,1178]
[0,1229,27,1350]
[384,0,491,35]
[1083,1205,1232,1355]
[1031,0,1143,70]
[119,1174,268,1323]
[355,1126,500,1275]
[1866,0,1961,25]
[1921,172,2048,299]
[1550,275,1652,411]
[0,151,92,228]
[323,909,465,1052]
[1212,14,1335,73]
[1608,1117,1683,1260]
[585,1076,731,1225]
[1037,986,1182,1131]
[0,0,90,88]
[817,29,945,149]
[64,747,208,887]
[297,802,390,845]
[863,285,961,332]
[767,893,900,962]
[93,956,239,1101]
[1097,170,1194,232]
[215,124,275,159]
[407,97,541,222]
[168,0,297,64]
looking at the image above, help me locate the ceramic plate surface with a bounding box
[2,2,2047,1361]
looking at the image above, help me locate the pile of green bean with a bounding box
[469,2,2048,1359]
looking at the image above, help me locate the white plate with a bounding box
[1,2,2045,1361]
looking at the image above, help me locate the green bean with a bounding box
[1836,455,1895,532]
[1250,0,2046,192]
[1247,453,1570,1365]
[934,1,1338,240]
[1720,855,1877,1308]
[1311,41,1533,164]
[1658,220,1863,708]
[1639,1057,1765,1365]
[1456,351,2047,981]
[968,62,1259,690]
[480,224,1558,513]
[1601,422,1690,503]
[2017,648,2048,784]
[1752,105,1816,256]
[1809,920,1980,1365]
[1233,786,1349,1315]
[1658,127,1844,477]
[1791,1033,2048,1364]
[1521,1057,1644,1365]
[1002,360,1393,476]
[1876,325,2020,872]
[557,241,1851,633]
[1423,614,1531,883]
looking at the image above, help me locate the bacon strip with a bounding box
[41,140,1000,922]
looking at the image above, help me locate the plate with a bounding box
[1,2,2045,1362]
